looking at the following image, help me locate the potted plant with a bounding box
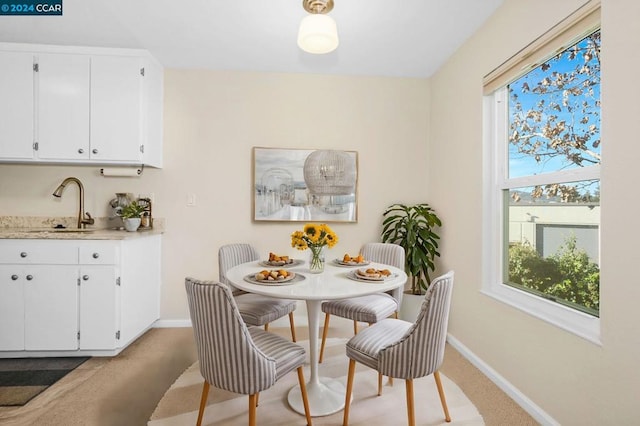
[120,200,146,232]
[381,203,442,295]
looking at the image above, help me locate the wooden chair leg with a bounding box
[256,392,260,407]
[393,311,398,319]
[434,371,451,422]
[288,312,297,342]
[264,323,269,332]
[353,320,358,335]
[297,367,313,426]
[405,379,415,426]
[248,393,258,426]
[343,359,356,426]
[319,313,331,363]
[196,381,210,426]
[377,373,394,395]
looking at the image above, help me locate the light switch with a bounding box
[187,193,196,206]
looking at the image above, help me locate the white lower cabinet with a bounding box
[0,265,25,350]
[24,265,79,351]
[0,235,160,357]
[79,266,119,350]
[0,264,79,352]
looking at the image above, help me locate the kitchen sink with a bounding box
[22,228,95,233]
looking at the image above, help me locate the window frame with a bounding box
[483,92,601,344]
[482,11,602,344]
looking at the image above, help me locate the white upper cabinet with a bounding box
[0,51,34,159]
[37,53,91,160]
[90,55,143,163]
[0,43,163,167]
[141,57,163,168]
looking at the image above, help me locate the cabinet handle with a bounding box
[11,275,18,281]
[26,275,33,281]
[78,148,84,154]
[92,253,100,259]
[92,149,98,154]
[20,252,27,258]
[83,275,89,281]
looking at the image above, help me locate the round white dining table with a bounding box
[226,258,407,417]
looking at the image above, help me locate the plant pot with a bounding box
[399,291,425,322]
[123,218,141,232]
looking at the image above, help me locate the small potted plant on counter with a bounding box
[120,200,146,232]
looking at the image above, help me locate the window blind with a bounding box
[483,1,601,95]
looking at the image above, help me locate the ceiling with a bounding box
[0,0,503,78]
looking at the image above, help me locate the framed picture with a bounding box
[253,147,358,222]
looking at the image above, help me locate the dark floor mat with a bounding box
[0,357,89,406]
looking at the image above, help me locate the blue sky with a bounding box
[507,31,601,180]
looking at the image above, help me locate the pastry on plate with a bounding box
[356,268,391,279]
[254,269,293,282]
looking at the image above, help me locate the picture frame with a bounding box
[253,147,358,222]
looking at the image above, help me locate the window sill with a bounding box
[480,284,601,346]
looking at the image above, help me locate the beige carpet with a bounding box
[149,337,485,426]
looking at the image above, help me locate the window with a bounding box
[483,4,601,342]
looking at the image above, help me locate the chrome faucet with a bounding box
[52,177,95,229]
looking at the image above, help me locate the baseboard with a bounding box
[446,333,559,426]
[153,319,192,328]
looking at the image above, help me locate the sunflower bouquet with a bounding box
[291,223,338,272]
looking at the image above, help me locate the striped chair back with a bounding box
[378,271,454,379]
[185,278,277,395]
[219,243,260,293]
[361,242,406,306]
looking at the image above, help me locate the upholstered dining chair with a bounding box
[319,242,405,363]
[219,243,297,341]
[342,271,454,426]
[185,278,313,426]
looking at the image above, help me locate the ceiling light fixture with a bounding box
[297,0,339,54]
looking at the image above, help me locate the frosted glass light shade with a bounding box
[297,14,339,54]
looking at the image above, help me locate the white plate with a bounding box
[333,259,371,267]
[259,259,304,268]
[244,272,304,286]
[347,270,396,283]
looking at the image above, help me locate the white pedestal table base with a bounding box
[287,377,347,417]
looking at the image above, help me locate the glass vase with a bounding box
[309,245,325,274]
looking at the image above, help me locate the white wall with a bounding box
[0,70,431,321]
[429,0,640,423]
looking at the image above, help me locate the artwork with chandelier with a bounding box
[253,147,358,222]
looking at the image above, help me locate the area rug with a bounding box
[0,357,89,406]
[148,338,484,426]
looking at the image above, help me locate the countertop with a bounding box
[0,216,164,240]
[0,227,163,240]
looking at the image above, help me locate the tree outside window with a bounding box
[503,30,601,316]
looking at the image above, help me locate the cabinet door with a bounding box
[0,51,34,159]
[36,53,90,160]
[24,265,79,350]
[79,266,119,350]
[120,235,160,345]
[0,266,25,350]
[142,57,163,167]
[90,55,142,162]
